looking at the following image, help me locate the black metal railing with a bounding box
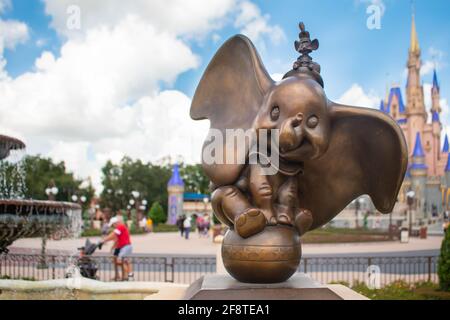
[0,253,216,284]
[299,255,438,286]
[0,253,438,286]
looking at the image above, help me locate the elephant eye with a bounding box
[307,115,319,128]
[270,106,280,121]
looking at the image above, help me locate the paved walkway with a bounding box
[9,231,443,256]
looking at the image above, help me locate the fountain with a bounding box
[0,134,82,254]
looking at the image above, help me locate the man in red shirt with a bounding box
[100,216,133,281]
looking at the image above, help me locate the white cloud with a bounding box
[0,19,29,51]
[234,0,285,46]
[421,60,436,76]
[0,0,11,14]
[0,1,284,192]
[337,83,381,109]
[421,47,446,76]
[0,17,29,78]
[43,0,237,39]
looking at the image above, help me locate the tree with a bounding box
[149,201,166,225]
[0,155,95,203]
[179,163,210,194]
[99,157,172,213]
[438,227,450,291]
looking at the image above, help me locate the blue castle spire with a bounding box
[412,132,425,157]
[446,153,450,172]
[379,99,385,113]
[168,163,184,187]
[433,69,440,92]
[443,134,449,153]
[432,111,440,122]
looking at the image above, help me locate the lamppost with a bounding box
[130,190,140,229]
[45,185,58,201]
[40,182,58,268]
[71,194,87,204]
[406,190,416,236]
[71,194,87,225]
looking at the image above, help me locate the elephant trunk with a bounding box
[279,113,304,154]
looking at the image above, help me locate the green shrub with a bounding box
[149,201,166,225]
[153,223,179,232]
[438,227,450,291]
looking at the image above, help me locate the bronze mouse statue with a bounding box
[190,23,407,283]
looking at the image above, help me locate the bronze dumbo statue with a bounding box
[190,23,407,283]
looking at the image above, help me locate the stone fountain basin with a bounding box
[0,278,188,300]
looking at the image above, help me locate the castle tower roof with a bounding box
[412,132,425,158]
[386,87,405,114]
[379,100,385,113]
[410,132,428,171]
[446,153,450,172]
[168,163,184,187]
[443,134,449,153]
[410,13,420,54]
[433,69,440,92]
[432,111,440,123]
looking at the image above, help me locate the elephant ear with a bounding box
[299,103,408,230]
[190,35,274,186]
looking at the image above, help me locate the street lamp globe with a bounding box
[51,187,58,195]
[71,195,78,202]
[406,190,416,199]
[45,188,51,196]
[142,199,148,206]
[129,199,135,206]
[80,196,87,203]
[131,191,140,199]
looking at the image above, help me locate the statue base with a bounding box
[184,273,368,300]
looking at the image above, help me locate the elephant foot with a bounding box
[277,213,292,225]
[235,208,267,238]
[294,209,313,236]
[274,204,294,226]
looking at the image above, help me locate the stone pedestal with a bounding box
[184,273,368,300]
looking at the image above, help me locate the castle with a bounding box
[380,13,449,220]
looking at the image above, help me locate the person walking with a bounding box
[183,215,192,240]
[177,215,185,237]
[99,216,134,281]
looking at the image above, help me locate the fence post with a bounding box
[304,258,308,274]
[52,256,56,279]
[427,256,432,282]
[164,257,174,283]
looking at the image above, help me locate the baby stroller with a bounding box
[65,239,101,280]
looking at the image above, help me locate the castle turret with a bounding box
[445,153,450,187]
[410,132,427,219]
[167,164,184,225]
[406,13,427,151]
[443,134,449,153]
[431,69,441,113]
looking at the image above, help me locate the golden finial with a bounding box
[410,1,420,53]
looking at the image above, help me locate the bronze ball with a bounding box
[221,225,301,283]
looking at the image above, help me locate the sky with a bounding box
[0,0,449,192]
